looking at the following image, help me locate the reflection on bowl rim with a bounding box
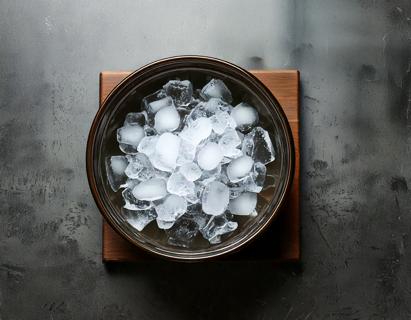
[86,55,295,261]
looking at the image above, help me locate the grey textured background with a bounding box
[1,0,411,319]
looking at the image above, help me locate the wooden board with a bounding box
[100,70,300,262]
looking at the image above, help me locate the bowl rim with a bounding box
[86,55,295,261]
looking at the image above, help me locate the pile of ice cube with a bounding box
[106,78,275,247]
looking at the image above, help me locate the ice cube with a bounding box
[165,216,199,248]
[200,214,238,244]
[124,153,155,181]
[179,117,212,147]
[163,80,193,106]
[200,79,233,103]
[244,162,266,192]
[210,111,236,135]
[151,133,181,172]
[120,178,139,190]
[231,102,259,131]
[218,128,242,158]
[124,208,157,231]
[124,112,147,126]
[142,89,171,114]
[242,127,275,164]
[197,142,223,171]
[186,204,208,229]
[122,188,153,211]
[137,135,159,157]
[117,124,145,154]
[131,178,167,201]
[204,98,232,114]
[179,162,202,181]
[228,192,257,216]
[155,194,187,222]
[166,172,195,197]
[105,156,128,191]
[226,155,254,183]
[201,181,229,216]
[156,219,176,230]
[176,139,197,165]
[185,98,230,124]
[154,105,181,133]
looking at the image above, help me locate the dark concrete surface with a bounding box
[1,0,411,319]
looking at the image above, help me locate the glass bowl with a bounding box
[86,56,295,261]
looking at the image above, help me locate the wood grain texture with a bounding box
[100,70,300,262]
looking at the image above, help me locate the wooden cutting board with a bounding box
[99,70,300,262]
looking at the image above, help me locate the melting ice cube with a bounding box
[226,155,254,183]
[154,105,181,133]
[163,80,193,106]
[200,79,233,104]
[242,127,275,165]
[201,181,229,216]
[231,102,259,131]
[156,219,176,230]
[131,178,167,201]
[105,155,128,192]
[228,192,257,216]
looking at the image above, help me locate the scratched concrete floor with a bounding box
[1,0,411,319]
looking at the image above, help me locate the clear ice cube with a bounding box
[218,128,242,158]
[124,112,147,126]
[165,216,199,248]
[197,142,223,171]
[201,181,229,216]
[242,127,275,165]
[155,194,187,222]
[231,102,259,131]
[176,139,197,166]
[200,79,233,104]
[179,162,202,181]
[243,162,266,192]
[154,105,181,133]
[210,111,236,135]
[137,135,159,157]
[228,192,257,216]
[163,80,193,106]
[124,207,157,232]
[117,124,145,154]
[142,89,170,114]
[122,188,153,211]
[200,214,238,244]
[151,132,181,172]
[179,117,212,147]
[105,155,128,192]
[166,172,195,197]
[131,178,167,201]
[226,155,254,183]
[124,153,155,181]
